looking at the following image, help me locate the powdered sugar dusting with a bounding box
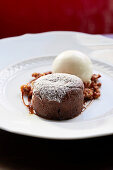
[33,73,84,103]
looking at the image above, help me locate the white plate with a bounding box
[1,31,113,140]
[0,55,113,139]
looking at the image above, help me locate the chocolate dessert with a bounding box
[32,73,84,120]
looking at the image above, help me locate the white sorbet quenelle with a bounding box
[52,50,93,82]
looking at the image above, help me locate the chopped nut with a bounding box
[84,74,101,101]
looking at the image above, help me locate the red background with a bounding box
[0,0,113,38]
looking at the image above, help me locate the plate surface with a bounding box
[0,56,113,139]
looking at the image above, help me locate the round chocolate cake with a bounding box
[32,73,84,120]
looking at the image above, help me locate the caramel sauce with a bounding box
[21,71,52,114]
[82,100,93,112]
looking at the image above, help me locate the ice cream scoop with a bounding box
[52,50,93,82]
